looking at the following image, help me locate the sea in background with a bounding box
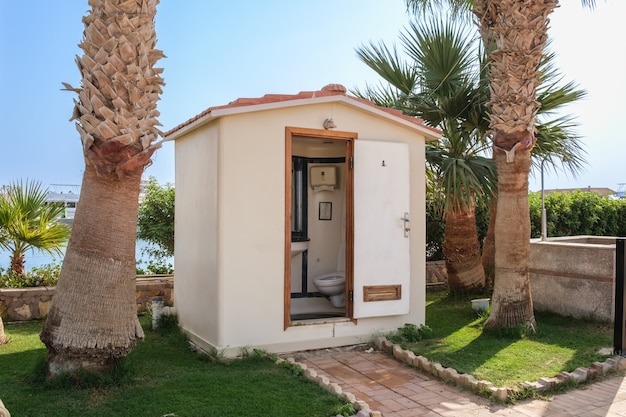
[0,239,173,272]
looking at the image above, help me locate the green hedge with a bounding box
[426,192,626,260]
[530,191,626,238]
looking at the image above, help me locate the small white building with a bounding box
[164,84,440,356]
[46,184,81,225]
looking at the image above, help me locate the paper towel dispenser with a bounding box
[310,165,337,188]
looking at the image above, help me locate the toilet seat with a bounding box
[318,275,343,282]
[313,272,345,286]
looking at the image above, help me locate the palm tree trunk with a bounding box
[10,253,25,275]
[40,0,162,376]
[443,205,485,293]
[475,0,556,330]
[484,147,536,329]
[481,197,497,289]
[40,165,144,374]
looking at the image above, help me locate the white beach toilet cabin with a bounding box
[164,84,441,356]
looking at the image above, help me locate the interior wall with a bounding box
[306,162,346,291]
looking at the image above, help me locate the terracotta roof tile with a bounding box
[164,83,440,137]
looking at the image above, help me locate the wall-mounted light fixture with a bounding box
[323,118,336,130]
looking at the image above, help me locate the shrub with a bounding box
[0,263,61,288]
[529,191,626,238]
[389,323,433,343]
[137,177,174,256]
[429,192,626,258]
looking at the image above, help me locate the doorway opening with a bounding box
[284,127,356,328]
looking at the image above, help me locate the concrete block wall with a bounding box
[529,236,616,322]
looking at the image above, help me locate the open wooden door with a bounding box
[353,140,411,318]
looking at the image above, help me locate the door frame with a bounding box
[284,126,357,329]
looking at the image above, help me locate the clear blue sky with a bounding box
[1,1,624,192]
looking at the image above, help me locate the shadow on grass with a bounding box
[0,317,347,417]
[3,320,44,334]
[402,292,613,387]
[424,290,484,337]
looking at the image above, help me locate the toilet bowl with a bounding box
[313,272,345,308]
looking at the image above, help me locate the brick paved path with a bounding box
[298,350,626,417]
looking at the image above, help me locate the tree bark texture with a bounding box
[40,166,144,374]
[484,148,536,329]
[443,206,485,294]
[10,254,25,276]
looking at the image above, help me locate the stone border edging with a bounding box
[281,336,626,416]
[373,336,626,401]
[275,357,380,417]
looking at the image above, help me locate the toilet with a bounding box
[313,272,345,308]
[312,240,346,308]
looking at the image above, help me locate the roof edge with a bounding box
[164,84,442,141]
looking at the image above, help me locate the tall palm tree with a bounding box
[0,180,70,275]
[406,0,593,329]
[475,0,568,329]
[40,0,165,375]
[355,15,496,293]
[481,48,587,282]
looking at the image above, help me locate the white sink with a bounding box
[291,241,309,257]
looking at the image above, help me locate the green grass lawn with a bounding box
[0,318,349,417]
[0,294,617,415]
[393,291,614,388]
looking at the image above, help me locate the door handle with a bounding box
[401,212,410,238]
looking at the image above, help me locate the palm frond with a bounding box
[0,180,71,269]
[533,116,587,177]
[537,48,588,116]
[401,17,479,98]
[351,84,406,110]
[355,41,419,96]
[531,44,588,177]
[404,0,474,20]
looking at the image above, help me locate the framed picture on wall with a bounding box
[319,202,332,221]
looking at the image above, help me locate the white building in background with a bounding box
[46,184,81,225]
[46,178,151,226]
[138,177,150,205]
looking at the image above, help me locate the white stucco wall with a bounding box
[173,99,429,355]
[174,124,220,344]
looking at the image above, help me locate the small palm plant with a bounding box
[0,180,70,346]
[0,180,70,275]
